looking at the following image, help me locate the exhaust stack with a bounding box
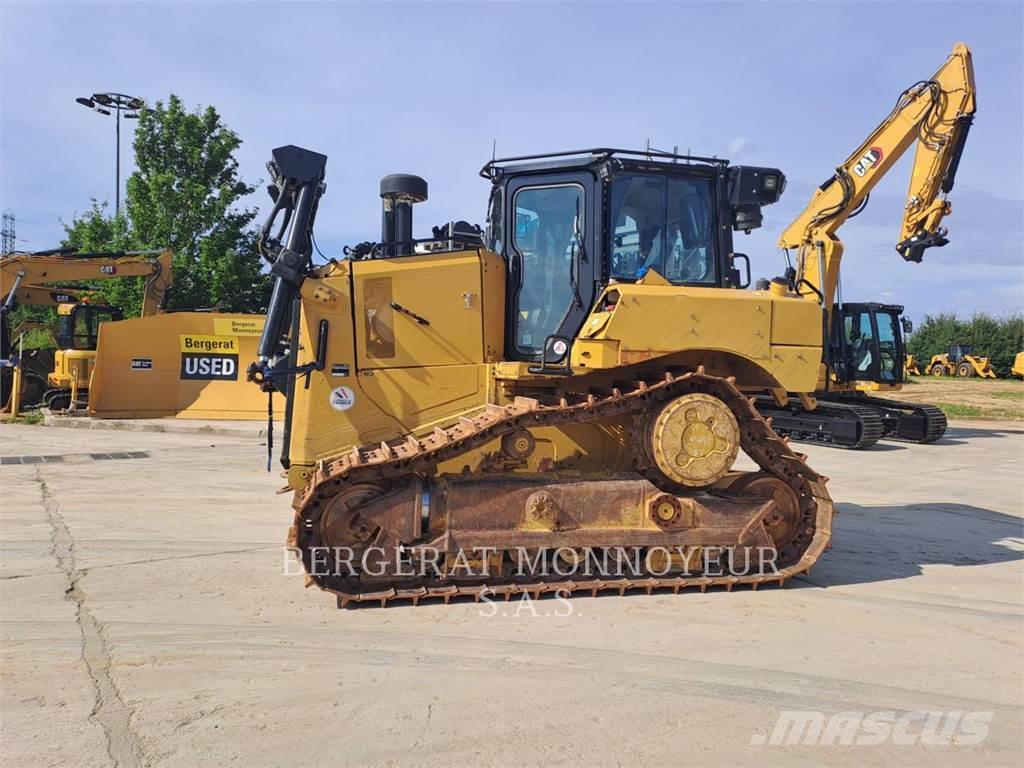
[380,174,428,257]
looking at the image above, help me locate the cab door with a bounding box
[833,303,904,384]
[504,172,598,360]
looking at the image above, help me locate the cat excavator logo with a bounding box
[853,146,884,177]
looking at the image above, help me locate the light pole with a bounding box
[75,93,144,213]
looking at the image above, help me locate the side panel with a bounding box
[285,252,504,484]
[594,286,773,360]
[352,250,490,369]
[771,299,822,347]
[88,313,283,419]
[577,285,822,392]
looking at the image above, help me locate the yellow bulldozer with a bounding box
[926,344,996,378]
[247,44,974,607]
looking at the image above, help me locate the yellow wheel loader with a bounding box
[904,354,922,377]
[1,248,171,412]
[927,344,996,378]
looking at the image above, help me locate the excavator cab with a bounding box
[830,303,906,387]
[55,302,123,351]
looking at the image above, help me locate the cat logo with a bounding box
[853,146,884,177]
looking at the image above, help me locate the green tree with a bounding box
[62,94,269,315]
[60,201,139,313]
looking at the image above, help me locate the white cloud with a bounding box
[728,137,752,156]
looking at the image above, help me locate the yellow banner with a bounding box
[213,317,265,337]
[179,334,239,354]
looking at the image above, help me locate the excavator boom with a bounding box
[779,43,975,310]
[1,248,173,315]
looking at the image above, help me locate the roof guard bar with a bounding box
[480,147,729,178]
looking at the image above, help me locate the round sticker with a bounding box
[328,386,356,411]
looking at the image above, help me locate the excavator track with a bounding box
[755,398,885,450]
[289,370,834,608]
[825,395,947,444]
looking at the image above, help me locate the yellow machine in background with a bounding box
[1,248,171,413]
[2,247,278,419]
[1013,352,1024,378]
[756,43,975,448]
[89,312,283,419]
[904,354,922,377]
[927,344,996,378]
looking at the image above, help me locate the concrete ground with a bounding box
[1,421,1022,767]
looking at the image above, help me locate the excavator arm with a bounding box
[0,248,173,315]
[778,43,975,312]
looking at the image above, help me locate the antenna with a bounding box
[492,138,497,162]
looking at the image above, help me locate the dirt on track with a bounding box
[878,377,1024,420]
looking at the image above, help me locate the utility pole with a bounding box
[75,93,144,213]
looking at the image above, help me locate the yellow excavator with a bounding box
[756,43,974,448]
[1,248,172,412]
[249,44,973,607]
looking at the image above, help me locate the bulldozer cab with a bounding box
[830,302,905,386]
[55,303,123,351]
[482,149,784,361]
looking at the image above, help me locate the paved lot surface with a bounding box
[1,421,1022,767]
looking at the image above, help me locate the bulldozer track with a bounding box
[290,370,834,608]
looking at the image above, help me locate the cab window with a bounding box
[511,184,583,354]
[60,306,120,350]
[844,310,875,377]
[609,173,716,284]
[875,312,899,382]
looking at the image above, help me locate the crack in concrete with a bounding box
[35,467,144,768]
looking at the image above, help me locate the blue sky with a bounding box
[2,0,1022,322]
